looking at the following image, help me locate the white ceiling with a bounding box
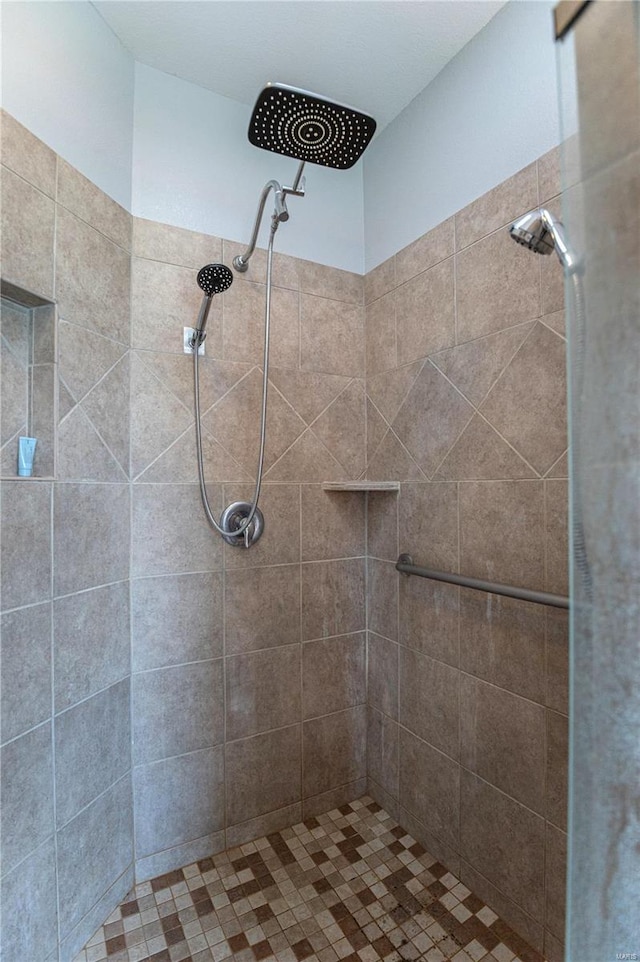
[92,1,508,131]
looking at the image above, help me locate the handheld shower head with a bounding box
[248,83,376,169]
[509,208,578,273]
[197,263,233,296]
[193,263,233,346]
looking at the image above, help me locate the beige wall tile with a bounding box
[538,147,561,205]
[268,367,351,425]
[395,218,454,287]
[459,481,545,590]
[430,322,533,408]
[545,824,567,940]
[435,413,536,481]
[57,159,131,250]
[396,258,455,366]
[81,353,130,477]
[205,367,305,477]
[480,322,567,476]
[546,609,569,716]
[131,483,223,578]
[367,707,398,799]
[1,112,56,197]
[1,480,52,609]
[131,256,218,355]
[365,291,396,376]
[460,675,545,813]
[367,426,425,482]
[459,591,545,703]
[131,571,223,671]
[399,728,460,849]
[545,480,569,595]
[367,632,398,720]
[458,858,544,953]
[398,482,458,572]
[456,163,538,251]
[223,281,299,369]
[298,260,363,305]
[302,706,366,797]
[57,406,126,482]
[225,803,302,849]
[56,208,130,344]
[546,709,568,830]
[300,486,365,562]
[263,428,347,483]
[302,633,366,719]
[1,166,55,299]
[225,563,301,654]
[226,646,301,740]
[367,559,398,641]
[312,379,366,479]
[57,320,125,404]
[130,353,191,478]
[133,217,222,267]
[460,770,545,921]
[54,483,129,595]
[399,577,459,667]
[400,648,459,760]
[300,294,364,377]
[301,558,365,641]
[226,725,301,825]
[364,256,396,305]
[367,359,424,425]
[393,362,473,479]
[455,228,540,343]
[367,490,398,562]
[303,778,367,819]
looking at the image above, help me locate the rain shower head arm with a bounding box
[233,177,293,273]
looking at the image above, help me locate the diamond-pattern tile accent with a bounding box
[204,368,306,476]
[268,369,352,426]
[312,380,366,479]
[76,798,547,962]
[392,364,473,479]
[434,414,536,481]
[429,325,534,408]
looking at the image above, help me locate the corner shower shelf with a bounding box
[322,482,400,492]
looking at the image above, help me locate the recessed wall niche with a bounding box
[1,280,56,478]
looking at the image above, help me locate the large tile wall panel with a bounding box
[364,150,569,958]
[1,113,135,962]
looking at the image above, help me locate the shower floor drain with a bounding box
[75,796,548,962]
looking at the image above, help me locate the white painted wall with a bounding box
[363,0,564,271]
[1,1,134,210]
[132,64,365,273]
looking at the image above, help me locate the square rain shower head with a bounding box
[248,82,377,169]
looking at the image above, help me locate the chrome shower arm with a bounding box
[233,179,288,273]
[539,208,579,274]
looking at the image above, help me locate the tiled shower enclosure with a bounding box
[1,109,567,962]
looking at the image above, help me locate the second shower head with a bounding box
[197,263,233,297]
[509,208,578,273]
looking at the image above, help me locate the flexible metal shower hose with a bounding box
[193,216,277,541]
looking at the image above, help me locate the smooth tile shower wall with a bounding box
[0,111,133,962]
[129,215,368,880]
[0,109,368,962]
[363,150,569,962]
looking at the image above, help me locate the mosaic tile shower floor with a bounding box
[75,798,546,962]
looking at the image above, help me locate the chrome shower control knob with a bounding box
[220,501,265,547]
